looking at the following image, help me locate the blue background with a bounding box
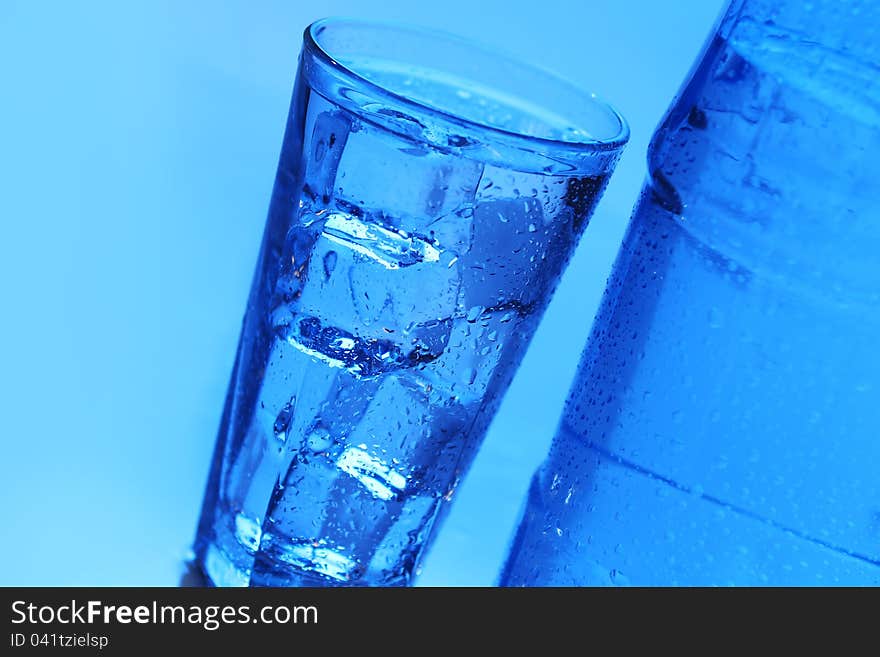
[0,0,725,585]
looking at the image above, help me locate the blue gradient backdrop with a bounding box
[0,0,725,585]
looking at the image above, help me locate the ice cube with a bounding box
[414,306,526,405]
[250,335,338,445]
[275,210,460,374]
[347,214,461,330]
[364,492,441,585]
[255,372,470,584]
[301,108,353,207]
[224,338,344,541]
[256,455,361,581]
[478,166,569,226]
[253,373,381,570]
[334,124,483,222]
[461,195,547,309]
[460,167,580,310]
[340,373,471,495]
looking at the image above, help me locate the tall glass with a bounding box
[194,19,627,586]
[500,0,880,586]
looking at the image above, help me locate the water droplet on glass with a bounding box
[466,305,485,323]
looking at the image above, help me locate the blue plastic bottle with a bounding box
[500,0,880,586]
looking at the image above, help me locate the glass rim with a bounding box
[303,17,629,156]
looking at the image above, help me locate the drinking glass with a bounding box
[194,18,627,586]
